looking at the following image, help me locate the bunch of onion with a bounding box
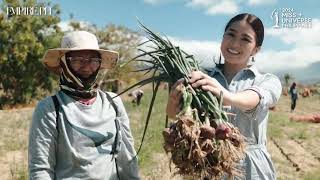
[119,21,246,179]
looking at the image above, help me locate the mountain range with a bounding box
[273,61,320,85]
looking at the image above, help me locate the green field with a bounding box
[0,89,319,180]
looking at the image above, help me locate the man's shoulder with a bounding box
[32,94,60,120]
[36,94,58,110]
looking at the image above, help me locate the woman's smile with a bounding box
[227,48,240,55]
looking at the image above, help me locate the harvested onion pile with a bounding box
[120,21,247,179]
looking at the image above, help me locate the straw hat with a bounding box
[42,31,119,74]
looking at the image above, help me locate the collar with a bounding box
[78,96,97,105]
[206,64,260,77]
[244,65,260,77]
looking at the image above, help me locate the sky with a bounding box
[49,0,320,73]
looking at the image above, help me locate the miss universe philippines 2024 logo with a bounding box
[271,8,312,28]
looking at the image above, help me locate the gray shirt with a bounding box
[29,90,140,180]
[207,65,282,180]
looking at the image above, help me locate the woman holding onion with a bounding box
[167,13,281,179]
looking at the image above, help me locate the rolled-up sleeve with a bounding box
[244,73,282,116]
[29,98,57,180]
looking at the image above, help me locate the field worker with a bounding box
[289,82,298,112]
[28,31,140,180]
[129,89,144,106]
[167,13,282,179]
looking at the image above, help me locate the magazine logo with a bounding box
[271,8,312,28]
[6,6,52,17]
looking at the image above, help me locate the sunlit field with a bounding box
[0,88,319,180]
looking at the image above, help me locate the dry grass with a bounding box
[0,108,32,180]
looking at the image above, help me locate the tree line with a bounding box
[0,0,141,109]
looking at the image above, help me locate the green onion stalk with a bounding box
[118,21,246,179]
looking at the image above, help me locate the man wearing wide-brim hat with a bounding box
[28,31,140,180]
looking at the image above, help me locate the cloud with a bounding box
[266,19,320,47]
[58,21,73,32]
[186,0,217,8]
[58,21,91,32]
[187,0,239,15]
[255,46,320,72]
[247,0,277,6]
[143,0,161,5]
[168,36,221,67]
[139,35,221,68]
[206,0,238,15]
[143,0,179,5]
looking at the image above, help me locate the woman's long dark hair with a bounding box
[216,13,264,67]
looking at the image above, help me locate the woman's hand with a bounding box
[189,71,233,104]
[189,71,260,111]
[166,79,185,119]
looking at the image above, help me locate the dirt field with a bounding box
[266,95,320,179]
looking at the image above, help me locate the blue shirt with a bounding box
[207,65,282,180]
